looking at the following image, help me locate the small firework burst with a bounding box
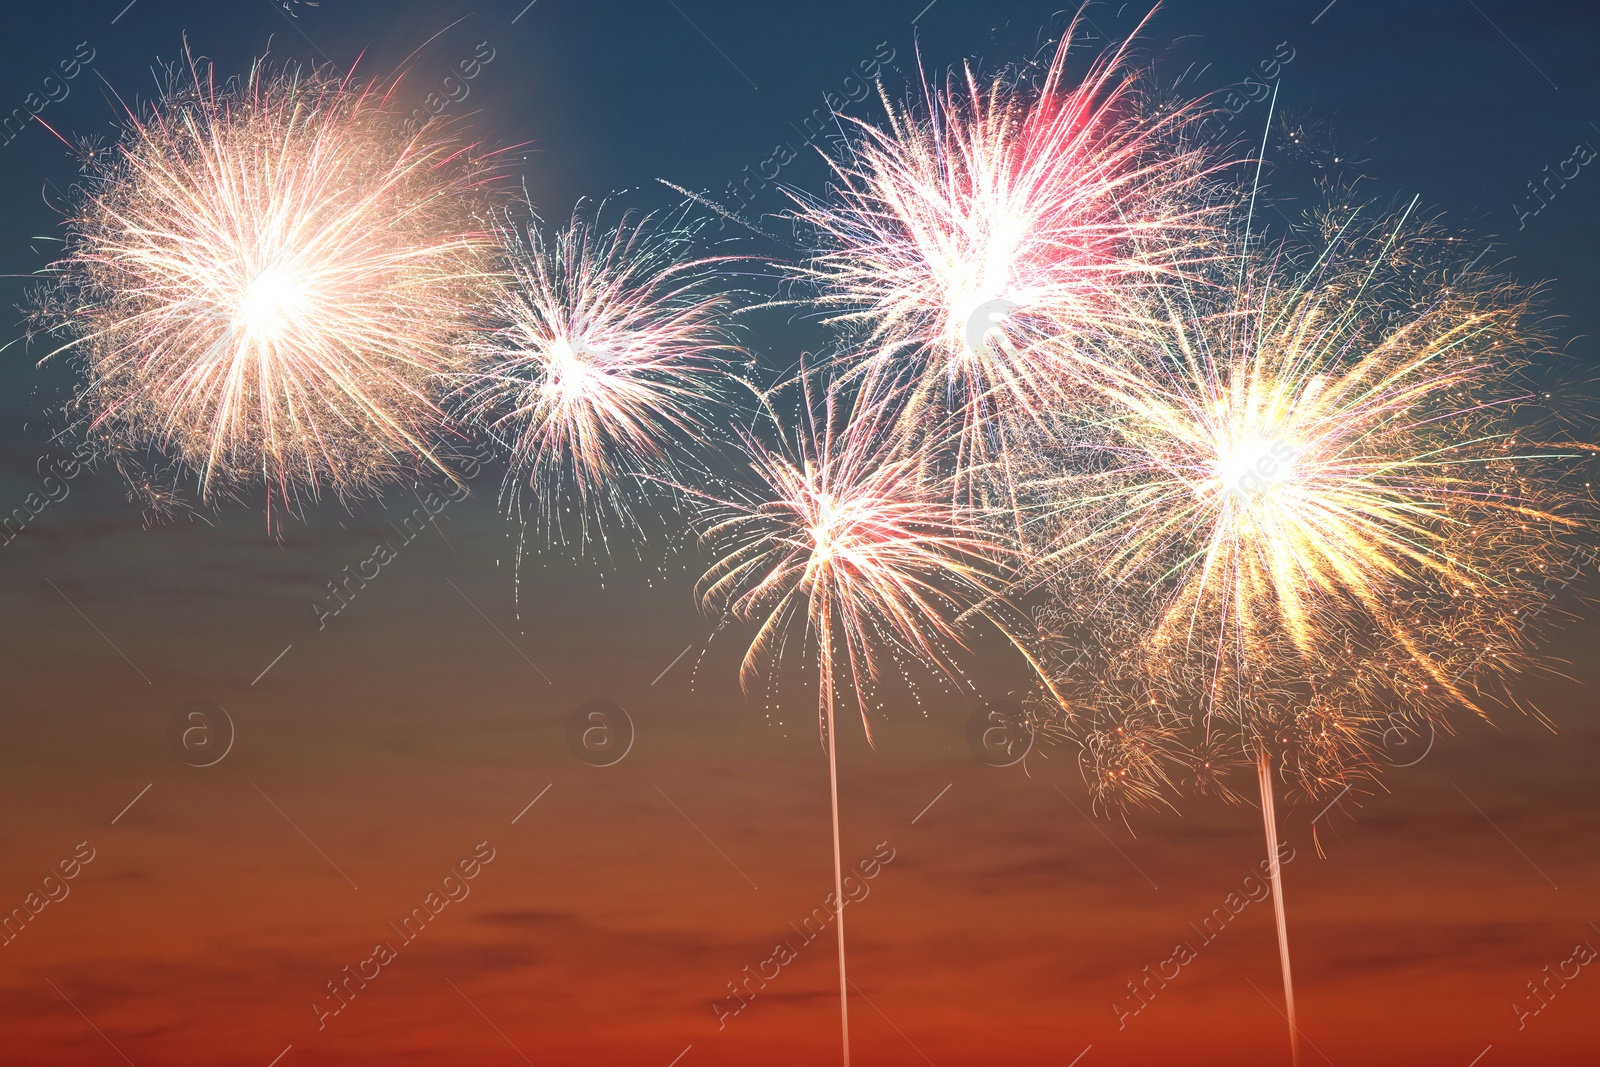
[71,133,109,173]
[691,369,1013,1066]
[693,372,1008,729]
[32,53,501,519]
[455,202,740,546]
[1272,108,1365,172]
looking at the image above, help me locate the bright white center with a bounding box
[809,491,840,562]
[550,338,602,402]
[956,296,1021,357]
[237,268,307,340]
[1218,439,1297,501]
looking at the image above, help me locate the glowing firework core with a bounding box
[455,205,735,540]
[1218,438,1298,501]
[788,24,1214,508]
[802,487,848,574]
[547,338,604,403]
[236,265,311,343]
[957,295,1022,358]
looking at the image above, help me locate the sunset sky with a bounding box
[1,1,1597,1064]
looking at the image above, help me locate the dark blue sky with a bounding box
[2,0,1597,467]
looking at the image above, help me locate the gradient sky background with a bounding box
[1,1,1598,1064]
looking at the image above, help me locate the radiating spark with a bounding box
[1021,205,1590,1067]
[694,375,1009,731]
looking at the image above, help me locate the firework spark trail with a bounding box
[691,371,1011,1065]
[454,201,741,549]
[32,53,502,520]
[1257,748,1299,1067]
[786,11,1221,510]
[1020,204,1589,1061]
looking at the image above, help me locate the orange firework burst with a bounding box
[787,13,1218,501]
[692,371,1010,1067]
[32,54,500,517]
[455,202,740,544]
[1020,202,1592,1064]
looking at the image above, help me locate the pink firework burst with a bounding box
[788,14,1219,501]
[694,376,1008,724]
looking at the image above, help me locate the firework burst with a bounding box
[787,14,1218,503]
[455,202,740,546]
[32,53,501,517]
[692,371,1010,1066]
[696,376,1007,719]
[1027,210,1583,747]
[1020,203,1589,1063]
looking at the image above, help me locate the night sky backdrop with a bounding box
[1,1,1597,1064]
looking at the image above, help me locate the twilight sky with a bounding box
[1,1,1597,1065]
